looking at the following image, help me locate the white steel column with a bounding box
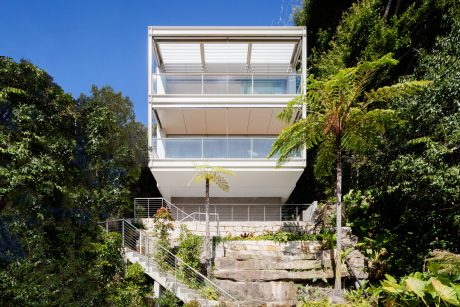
[301,27,308,160]
[148,32,153,159]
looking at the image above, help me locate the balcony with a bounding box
[151,137,302,160]
[152,73,301,95]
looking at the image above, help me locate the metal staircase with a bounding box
[99,219,238,306]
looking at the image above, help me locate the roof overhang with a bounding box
[149,26,305,73]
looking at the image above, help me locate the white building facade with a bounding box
[147,26,307,221]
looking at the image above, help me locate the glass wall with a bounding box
[152,137,302,160]
[153,74,301,95]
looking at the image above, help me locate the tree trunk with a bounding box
[395,0,401,16]
[383,0,393,20]
[333,136,343,299]
[205,178,211,278]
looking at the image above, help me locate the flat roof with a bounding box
[149,26,305,38]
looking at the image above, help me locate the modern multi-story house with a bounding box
[147,26,307,221]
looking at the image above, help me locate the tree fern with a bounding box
[188,165,234,277]
[270,53,431,299]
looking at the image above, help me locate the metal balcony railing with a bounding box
[151,137,302,160]
[152,73,301,95]
[134,198,314,222]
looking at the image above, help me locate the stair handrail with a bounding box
[98,219,237,304]
[161,198,197,221]
[134,197,197,221]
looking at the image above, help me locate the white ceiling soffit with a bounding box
[159,43,201,63]
[251,43,295,63]
[158,42,296,69]
[205,43,247,63]
[156,108,297,135]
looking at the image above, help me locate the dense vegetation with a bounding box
[289,0,460,304]
[0,57,156,305]
[1,0,459,304]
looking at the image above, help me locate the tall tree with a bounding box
[269,53,429,299]
[0,58,150,305]
[189,165,234,277]
[77,86,148,217]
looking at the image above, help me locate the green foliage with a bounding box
[224,230,323,243]
[89,231,124,284]
[270,53,429,179]
[77,85,148,217]
[108,263,151,307]
[296,0,454,81]
[184,299,201,307]
[177,224,203,271]
[176,225,203,288]
[380,272,460,306]
[290,0,460,281]
[429,250,460,282]
[188,165,235,192]
[152,208,174,272]
[155,289,180,307]
[348,20,460,275]
[0,57,150,305]
[199,286,219,301]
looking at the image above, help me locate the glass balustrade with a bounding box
[151,137,303,160]
[152,74,301,95]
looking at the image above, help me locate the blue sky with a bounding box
[0,0,298,124]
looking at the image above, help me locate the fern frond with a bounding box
[188,165,234,192]
[269,115,324,165]
[277,96,304,122]
[313,138,336,179]
[365,80,432,103]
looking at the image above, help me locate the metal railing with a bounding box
[151,137,303,160]
[153,73,301,95]
[134,198,312,222]
[134,197,196,221]
[98,219,239,305]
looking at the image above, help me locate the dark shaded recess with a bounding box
[390,0,447,79]
[296,0,355,53]
[286,149,324,204]
[0,218,25,266]
[135,166,161,198]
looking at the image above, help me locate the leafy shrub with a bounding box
[380,272,460,306]
[155,289,180,307]
[155,207,174,221]
[152,208,174,272]
[176,225,203,288]
[130,218,146,230]
[108,263,151,307]
[177,225,203,270]
[184,299,201,307]
[224,230,323,242]
[199,286,219,301]
[378,250,460,306]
